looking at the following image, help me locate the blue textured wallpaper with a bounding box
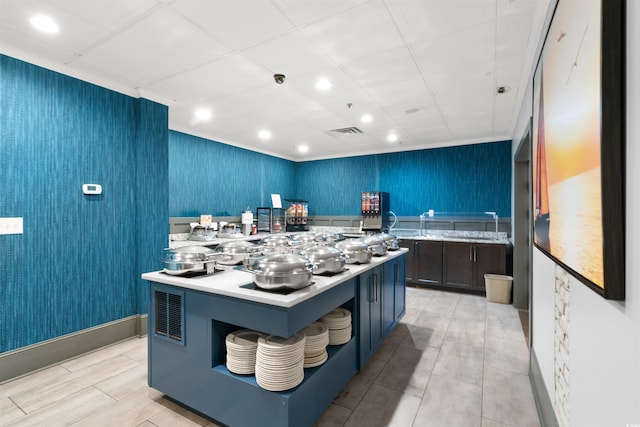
[295,141,512,217]
[169,131,296,217]
[0,55,168,353]
[2,53,512,354]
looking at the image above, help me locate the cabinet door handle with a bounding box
[469,246,473,262]
[374,274,379,302]
[415,242,419,256]
[474,246,477,262]
[369,276,373,303]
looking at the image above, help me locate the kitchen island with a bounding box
[142,248,407,427]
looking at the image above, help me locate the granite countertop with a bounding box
[390,229,512,245]
[168,227,511,248]
[142,248,408,308]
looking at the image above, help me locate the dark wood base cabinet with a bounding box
[400,240,443,287]
[443,242,506,292]
[402,239,508,294]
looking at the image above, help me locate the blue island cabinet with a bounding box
[146,253,406,427]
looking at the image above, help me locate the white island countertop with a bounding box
[142,248,408,309]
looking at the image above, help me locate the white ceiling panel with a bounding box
[496,10,536,59]
[142,53,271,105]
[387,0,496,44]
[170,0,294,51]
[82,7,229,83]
[0,0,113,53]
[340,45,421,88]
[301,0,405,64]
[273,0,367,26]
[412,21,496,76]
[240,30,335,78]
[0,0,552,160]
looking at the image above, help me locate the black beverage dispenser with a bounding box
[361,191,390,231]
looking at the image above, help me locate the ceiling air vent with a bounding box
[329,126,364,136]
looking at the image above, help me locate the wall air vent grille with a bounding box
[154,290,184,344]
[328,126,363,135]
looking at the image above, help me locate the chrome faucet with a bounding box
[484,211,498,240]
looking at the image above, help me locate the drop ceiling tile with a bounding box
[495,55,526,83]
[141,53,271,105]
[412,21,496,76]
[69,55,147,94]
[387,0,495,44]
[496,11,536,59]
[301,0,405,64]
[497,0,543,18]
[0,25,75,64]
[428,65,494,98]
[340,45,421,88]
[273,0,367,26]
[82,7,230,83]
[240,30,335,78]
[44,0,159,33]
[0,0,113,53]
[170,0,294,51]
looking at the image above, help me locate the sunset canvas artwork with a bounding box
[533,0,604,288]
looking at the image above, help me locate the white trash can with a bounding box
[484,274,513,304]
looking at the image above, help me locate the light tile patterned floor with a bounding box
[0,287,540,427]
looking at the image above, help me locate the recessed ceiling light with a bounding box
[258,129,271,141]
[360,114,373,123]
[387,134,398,143]
[316,78,331,91]
[30,15,59,34]
[194,108,212,121]
[298,145,309,153]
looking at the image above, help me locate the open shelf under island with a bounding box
[142,249,407,427]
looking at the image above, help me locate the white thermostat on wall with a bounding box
[82,184,102,195]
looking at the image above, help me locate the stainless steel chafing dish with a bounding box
[161,246,223,275]
[245,253,316,290]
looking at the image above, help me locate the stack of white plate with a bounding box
[302,322,329,368]
[321,308,352,345]
[225,329,265,375]
[255,332,305,391]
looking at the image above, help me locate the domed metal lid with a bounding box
[292,233,317,242]
[249,253,313,275]
[375,233,397,242]
[215,240,258,254]
[300,245,342,260]
[335,239,369,252]
[261,234,292,246]
[163,246,216,262]
[360,235,385,245]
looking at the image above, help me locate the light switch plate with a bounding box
[0,217,23,235]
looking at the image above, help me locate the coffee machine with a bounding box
[361,191,390,232]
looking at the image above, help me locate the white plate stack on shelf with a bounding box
[225,329,266,375]
[255,332,306,391]
[302,322,329,368]
[321,308,352,345]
